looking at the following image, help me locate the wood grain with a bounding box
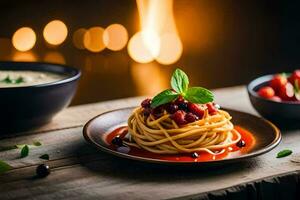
[1,86,299,200]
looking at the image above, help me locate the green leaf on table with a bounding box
[39,154,49,160]
[33,141,42,146]
[184,87,214,104]
[20,145,29,158]
[151,89,179,108]
[171,68,189,94]
[276,149,293,158]
[0,160,12,174]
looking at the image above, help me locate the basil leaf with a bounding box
[171,68,189,94]
[33,141,42,146]
[39,154,50,160]
[277,149,292,158]
[14,76,24,84]
[0,160,12,174]
[20,145,29,158]
[151,89,179,108]
[2,76,12,83]
[184,87,214,104]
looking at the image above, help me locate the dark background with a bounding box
[0,0,298,105]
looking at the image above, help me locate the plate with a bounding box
[83,107,281,166]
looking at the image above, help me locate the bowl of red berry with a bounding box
[247,69,300,125]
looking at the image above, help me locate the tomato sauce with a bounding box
[105,126,256,162]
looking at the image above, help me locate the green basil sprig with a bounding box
[151,68,214,108]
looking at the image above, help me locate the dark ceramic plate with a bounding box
[83,107,281,166]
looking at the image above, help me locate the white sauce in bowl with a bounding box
[0,70,66,87]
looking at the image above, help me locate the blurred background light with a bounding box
[72,28,87,50]
[12,27,36,52]
[156,33,183,65]
[83,26,105,52]
[127,0,182,65]
[43,20,68,45]
[128,31,157,63]
[103,24,128,51]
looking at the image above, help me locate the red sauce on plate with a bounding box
[105,126,256,162]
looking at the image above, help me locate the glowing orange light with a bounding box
[72,28,87,50]
[43,20,68,45]
[156,33,183,65]
[128,31,157,63]
[12,27,36,52]
[103,24,128,51]
[44,51,66,64]
[128,0,183,65]
[83,27,105,52]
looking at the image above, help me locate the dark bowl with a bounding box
[0,61,81,132]
[247,74,300,127]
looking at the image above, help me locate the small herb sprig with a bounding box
[151,68,214,108]
[1,75,25,84]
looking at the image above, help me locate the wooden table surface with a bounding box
[1,86,300,200]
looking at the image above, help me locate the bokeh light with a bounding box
[83,27,105,52]
[43,20,68,45]
[103,24,128,51]
[156,33,183,65]
[12,27,36,52]
[128,31,160,63]
[72,28,87,50]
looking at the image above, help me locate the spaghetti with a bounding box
[125,107,241,155]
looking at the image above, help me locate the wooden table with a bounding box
[1,86,300,200]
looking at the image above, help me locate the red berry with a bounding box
[141,98,151,108]
[270,96,282,102]
[270,74,287,92]
[187,103,204,118]
[288,69,300,85]
[278,82,294,101]
[166,103,178,114]
[258,86,275,99]
[172,110,187,125]
[206,103,218,115]
[185,113,198,123]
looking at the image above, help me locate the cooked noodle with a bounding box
[125,107,241,155]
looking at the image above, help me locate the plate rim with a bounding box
[83,107,281,165]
